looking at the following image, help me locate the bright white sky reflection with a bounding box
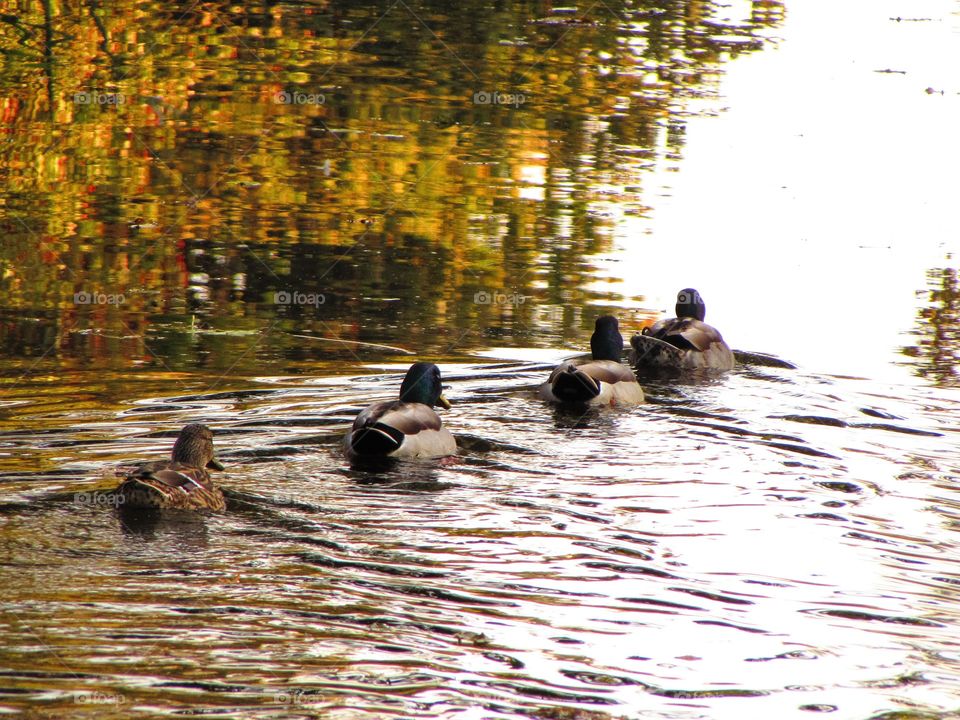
[608,0,959,382]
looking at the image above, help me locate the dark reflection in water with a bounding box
[902,265,960,387]
[0,0,784,373]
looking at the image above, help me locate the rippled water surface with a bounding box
[3,359,960,719]
[2,0,959,718]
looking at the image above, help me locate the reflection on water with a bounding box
[902,265,960,387]
[0,0,784,371]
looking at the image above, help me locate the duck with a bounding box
[539,316,645,406]
[629,288,735,371]
[344,362,456,459]
[115,423,226,511]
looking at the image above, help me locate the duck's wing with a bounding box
[583,360,645,405]
[678,319,728,353]
[647,318,724,352]
[578,359,638,384]
[119,462,225,510]
[347,401,446,456]
[131,461,211,489]
[633,321,735,370]
[353,400,443,433]
[629,332,689,366]
[665,319,734,369]
[541,359,642,404]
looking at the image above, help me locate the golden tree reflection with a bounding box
[902,265,960,387]
[0,0,785,372]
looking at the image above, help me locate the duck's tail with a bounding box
[348,422,405,456]
[550,365,601,403]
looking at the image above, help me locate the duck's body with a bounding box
[116,424,226,511]
[344,362,456,460]
[538,359,645,405]
[539,316,645,406]
[630,289,734,371]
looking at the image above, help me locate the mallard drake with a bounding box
[344,362,456,459]
[115,423,226,511]
[629,288,735,371]
[539,316,645,406]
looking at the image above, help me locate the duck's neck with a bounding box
[591,328,624,361]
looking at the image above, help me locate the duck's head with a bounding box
[590,315,624,361]
[676,288,706,321]
[399,362,451,409]
[171,423,224,470]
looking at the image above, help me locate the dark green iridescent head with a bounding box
[399,362,451,409]
[590,316,624,362]
[676,288,706,321]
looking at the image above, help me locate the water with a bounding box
[2,361,958,718]
[1,0,959,718]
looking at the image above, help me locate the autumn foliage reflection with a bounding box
[0,0,784,372]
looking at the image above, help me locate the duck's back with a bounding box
[117,462,225,511]
[632,318,734,370]
[346,400,455,458]
[540,359,644,405]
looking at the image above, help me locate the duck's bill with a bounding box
[438,393,452,410]
[207,458,226,471]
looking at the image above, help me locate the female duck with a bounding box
[116,423,226,511]
[539,316,645,406]
[344,362,456,459]
[630,288,734,371]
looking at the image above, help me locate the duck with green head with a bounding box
[539,316,645,406]
[115,423,226,511]
[344,362,456,459]
[630,288,735,371]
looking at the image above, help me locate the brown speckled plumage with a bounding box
[116,424,226,511]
